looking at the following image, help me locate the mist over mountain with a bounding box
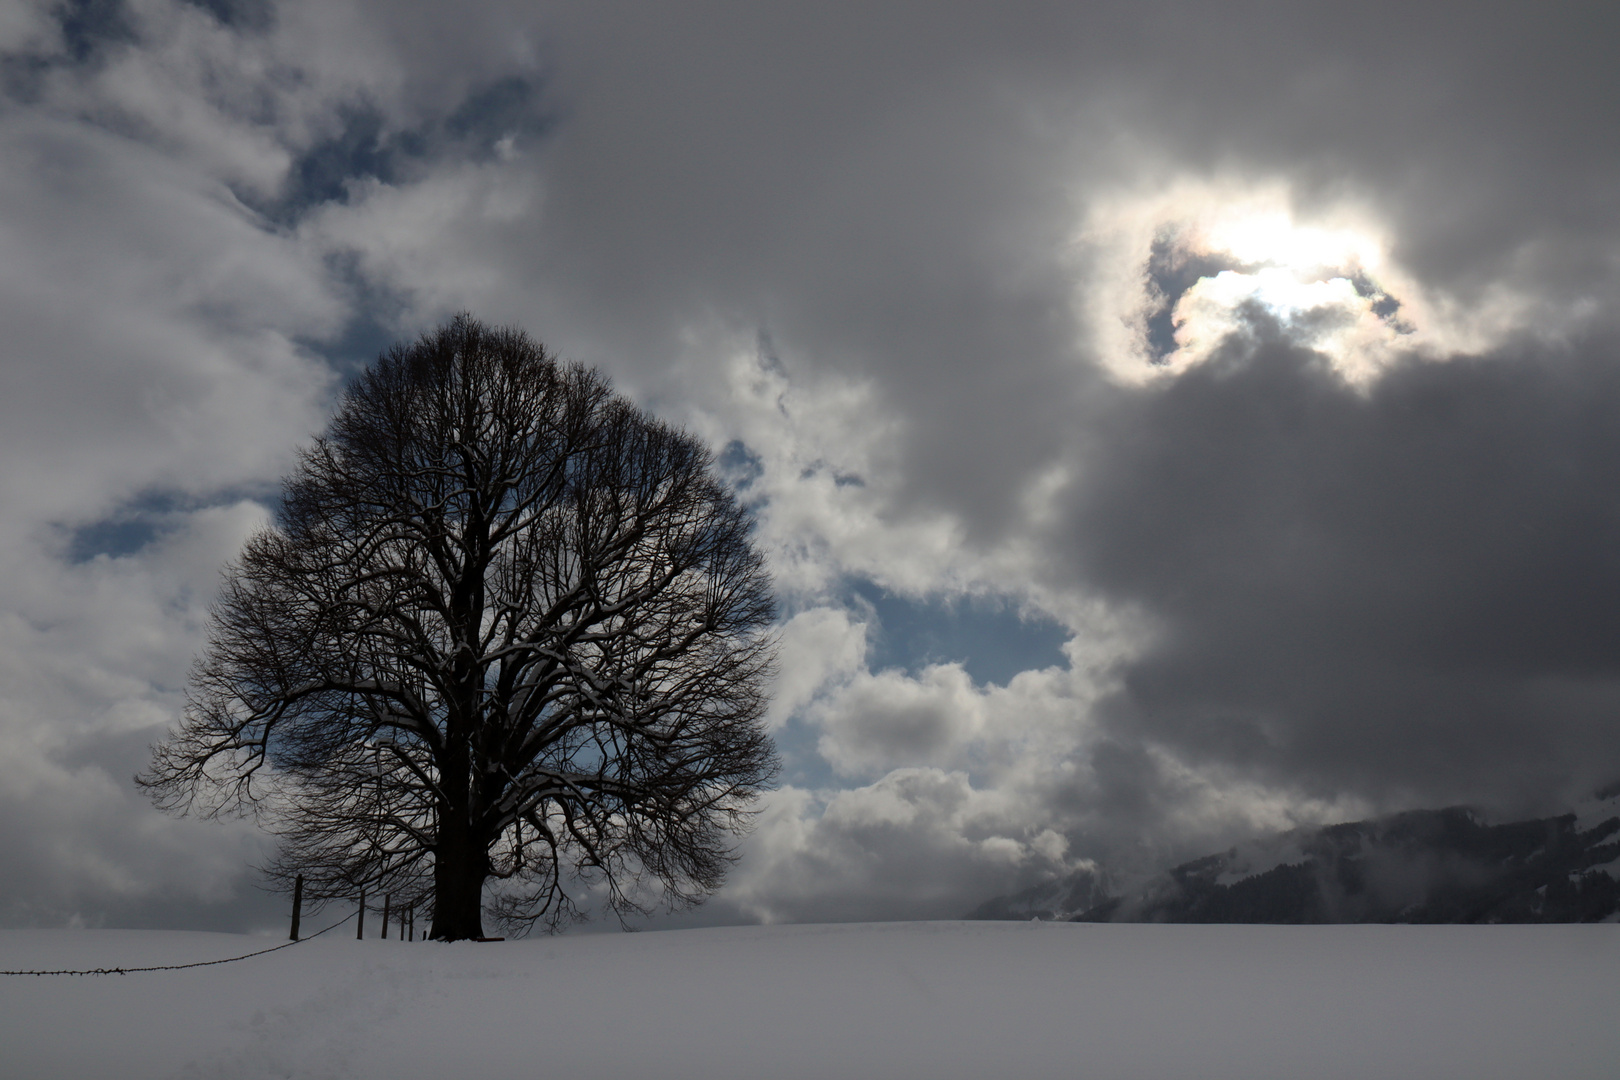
[964,863,1114,922]
[971,791,1620,924]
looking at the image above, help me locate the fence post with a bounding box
[382,894,391,939]
[289,874,304,941]
[357,888,366,940]
[408,905,414,941]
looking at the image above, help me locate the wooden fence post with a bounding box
[289,874,304,941]
[357,888,366,940]
[408,905,414,941]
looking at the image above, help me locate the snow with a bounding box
[1570,789,1620,834]
[1212,833,1311,886]
[2,921,1617,1079]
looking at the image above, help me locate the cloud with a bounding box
[815,664,989,778]
[5,0,1620,928]
[0,502,280,927]
[0,0,56,53]
[0,113,339,518]
[723,771,1077,923]
[765,607,868,731]
[1061,325,1620,815]
[0,7,354,928]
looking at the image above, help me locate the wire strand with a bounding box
[0,909,361,976]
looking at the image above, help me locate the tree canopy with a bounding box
[140,315,778,939]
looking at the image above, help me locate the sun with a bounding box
[1161,202,1410,382]
[1079,181,1440,387]
[1203,210,1384,276]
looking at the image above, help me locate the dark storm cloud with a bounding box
[522,2,1620,547]
[514,3,1102,529]
[1066,316,1620,816]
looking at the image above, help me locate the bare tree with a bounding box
[139,315,777,940]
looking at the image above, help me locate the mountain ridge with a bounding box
[969,792,1620,924]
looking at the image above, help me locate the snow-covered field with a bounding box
[2,921,1615,1079]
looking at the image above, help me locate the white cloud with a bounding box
[0,502,277,924]
[808,632,1123,780]
[0,7,358,925]
[815,664,988,777]
[765,607,868,730]
[48,1,297,198]
[724,770,1079,923]
[0,114,339,521]
[300,161,546,331]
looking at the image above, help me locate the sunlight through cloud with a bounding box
[1077,179,1511,387]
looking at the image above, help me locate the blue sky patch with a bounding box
[845,579,1068,687]
[65,515,166,562]
[61,484,277,563]
[770,721,841,790]
[717,439,765,490]
[56,0,136,64]
[181,0,273,31]
[251,75,551,226]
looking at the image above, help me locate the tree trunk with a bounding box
[429,836,487,940]
[429,742,487,940]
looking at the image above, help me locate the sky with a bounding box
[2,0,1620,932]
